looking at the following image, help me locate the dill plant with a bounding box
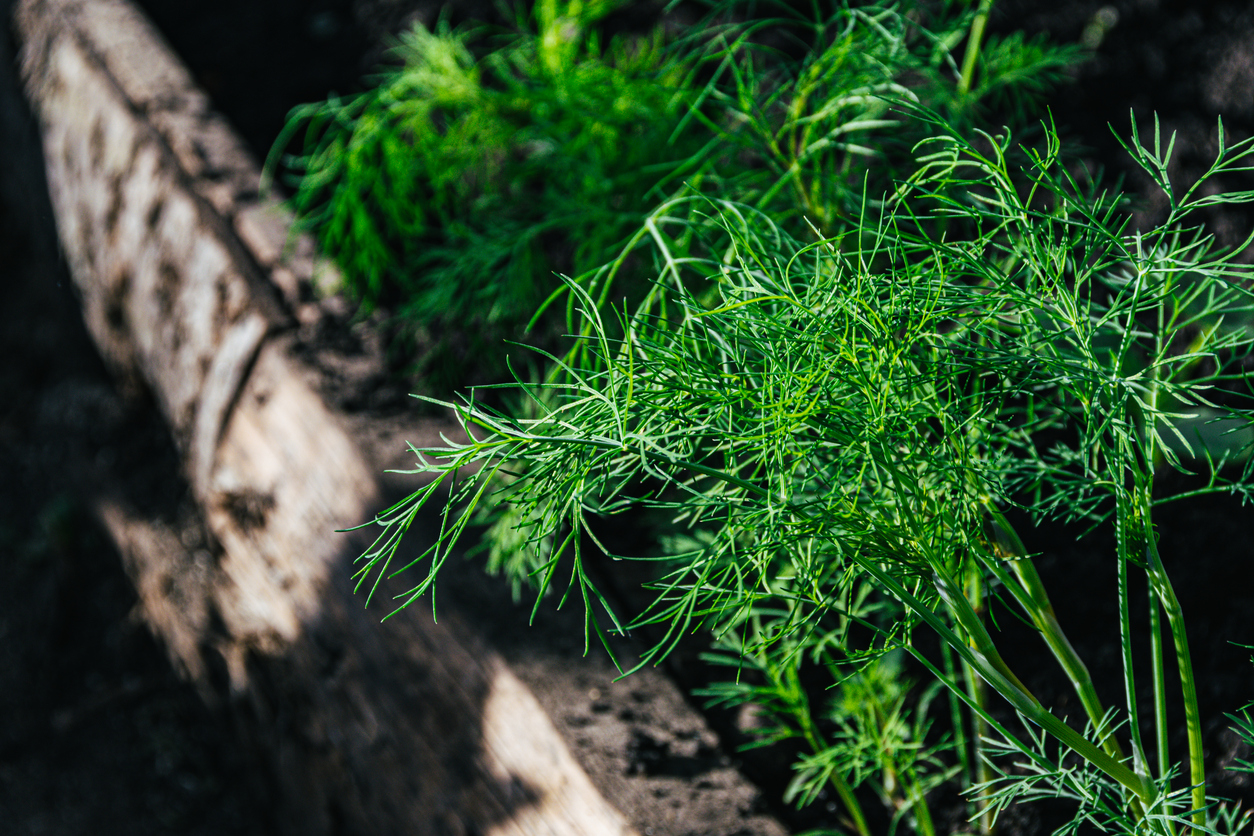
[267,0,703,385]
[318,2,1143,833]
[266,0,1079,389]
[356,106,1254,835]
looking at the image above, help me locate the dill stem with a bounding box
[1147,589,1178,836]
[963,566,994,835]
[940,641,975,804]
[958,0,995,96]
[828,770,871,836]
[1116,493,1152,780]
[1148,590,1170,782]
[983,507,1124,761]
[909,774,938,836]
[1145,538,1205,831]
[961,656,993,834]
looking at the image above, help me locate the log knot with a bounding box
[219,488,275,531]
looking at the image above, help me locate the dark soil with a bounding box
[5,0,1254,834]
[997,0,1254,249]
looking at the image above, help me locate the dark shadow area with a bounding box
[131,0,536,159]
[222,530,544,836]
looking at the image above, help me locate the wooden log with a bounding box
[13,1,640,833]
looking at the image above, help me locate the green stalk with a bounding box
[1136,251,1202,829]
[917,566,1155,805]
[1115,492,1154,778]
[1123,506,1148,777]
[941,639,974,796]
[1145,537,1205,830]
[822,753,871,836]
[1110,488,1160,830]
[961,658,994,834]
[963,564,994,835]
[909,774,938,836]
[982,506,1125,761]
[1148,589,1170,783]
[908,645,1143,832]
[1147,588,1178,836]
[958,0,995,96]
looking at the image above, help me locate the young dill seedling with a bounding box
[325,2,1118,833]
[266,0,707,388]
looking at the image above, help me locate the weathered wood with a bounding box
[15,1,638,833]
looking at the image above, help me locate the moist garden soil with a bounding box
[4,0,1254,834]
